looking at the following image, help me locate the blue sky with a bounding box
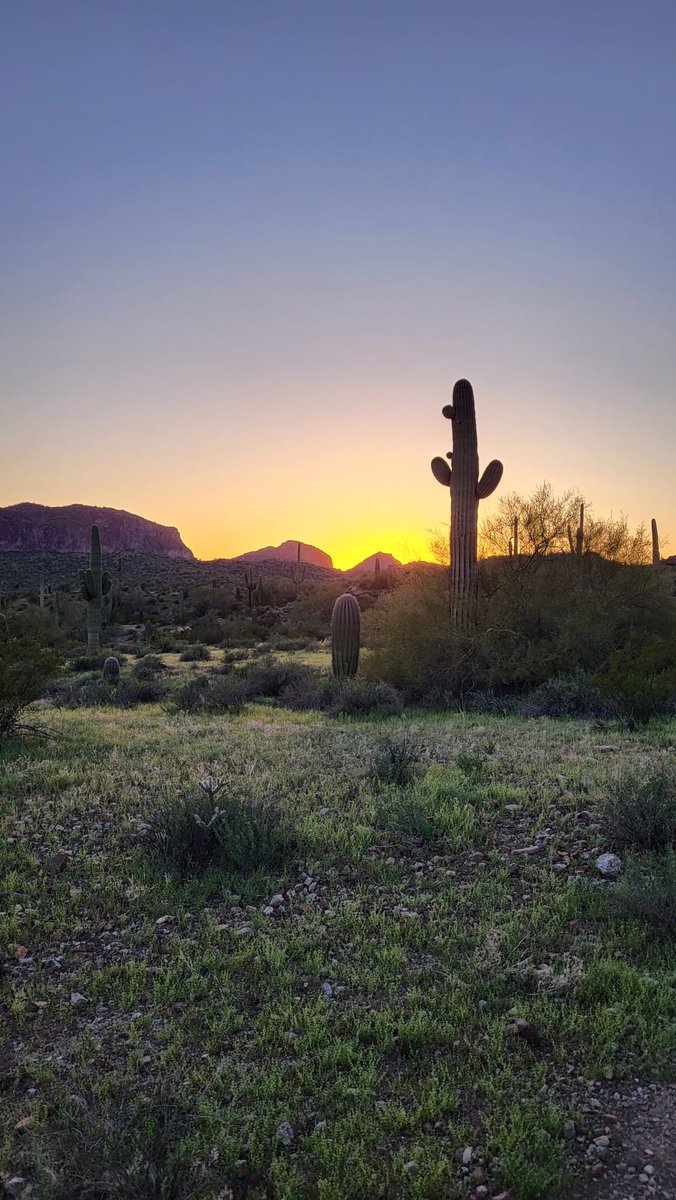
[2,1,674,564]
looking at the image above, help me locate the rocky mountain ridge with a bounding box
[0,503,194,560]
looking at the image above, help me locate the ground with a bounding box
[1,700,674,1199]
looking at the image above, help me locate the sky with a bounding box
[1,1,675,569]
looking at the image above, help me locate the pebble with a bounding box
[462,1146,473,1165]
[595,853,622,877]
[276,1121,294,1146]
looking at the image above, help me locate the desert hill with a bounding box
[346,551,402,574]
[233,540,333,569]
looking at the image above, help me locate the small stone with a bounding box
[70,991,88,1005]
[403,1161,419,1176]
[476,1188,488,1199]
[46,851,68,873]
[644,1165,654,1176]
[593,1135,610,1149]
[270,894,285,907]
[591,1162,605,1176]
[321,981,334,998]
[564,1121,576,1139]
[462,1146,473,1165]
[235,924,252,936]
[155,914,173,926]
[262,906,274,916]
[276,1121,294,1146]
[595,853,622,878]
[639,1173,649,1183]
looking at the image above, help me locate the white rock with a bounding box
[595,853,622,878]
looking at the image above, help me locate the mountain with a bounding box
[233,540,333,569]
[346,551,402,574]
[0,503,194,559]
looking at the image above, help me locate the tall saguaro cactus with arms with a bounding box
[78,525,111,653]
[431,379,503,630]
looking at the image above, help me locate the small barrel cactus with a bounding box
[331,594,361,677]
[102,656,120,684]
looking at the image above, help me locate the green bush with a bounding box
[0,635,62,740]
[179,643,211,662]
[609,850,676,935]
[141,777,295,877]
[171,673,247,714]
[519,674,612,718]
[369,731,425,786]
[593,632,676,724]
[325,677,403,717]
[602,761,676,851]
[365,554,676,704]
[374,791,436,843]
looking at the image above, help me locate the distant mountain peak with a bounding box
[233,539,333,569]
[346,551,402,574]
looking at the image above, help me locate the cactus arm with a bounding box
[431,457,452,487]
[475,459,503,499]
[85,568,96,597]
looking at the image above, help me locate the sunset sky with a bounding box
[2,2,675,569]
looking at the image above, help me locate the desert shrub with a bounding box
[517,673,611,718]
[31,1081,223,1200]
[455,747,488,780]
[609,850,676,935]
[222,647,252,663]
[184,613,224,645]
[239,656,314,699]
[141,777,295,877]
[70,651,110,671]
[179,643,211,662]
[117,678,167,706]
[593,632,676,724]
[370,731,425,786]
[602,761,676,851]
[326,677,404,717]
[366,551,676,704]
[374,791,436,843]
[171,673,247,714]
[132,653,168,678]
[364,566,464,698]
[0,635,62,740]
[267,635,316,652]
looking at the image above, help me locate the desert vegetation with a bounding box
[1,476,674,1198]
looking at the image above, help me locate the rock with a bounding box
[564,1121,576,1139]
[462,1147,473,1165]
[321,981,334,998]
[70,991,88,1006]
[155,914,173,926]
[276,1121,294,1146]
[403,1161,419,1176]
[46,851,68,873]
[595,853,622,878]
[270,894,285,907]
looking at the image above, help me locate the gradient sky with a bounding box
[2,1,674,568]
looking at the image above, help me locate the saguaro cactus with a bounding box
[431,379,503,629]
[568,503,585,556]
[78,525,111,653]
[651,518,661,567]
[331,594,361,677]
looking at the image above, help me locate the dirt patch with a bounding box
[568,1081,676,1200]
